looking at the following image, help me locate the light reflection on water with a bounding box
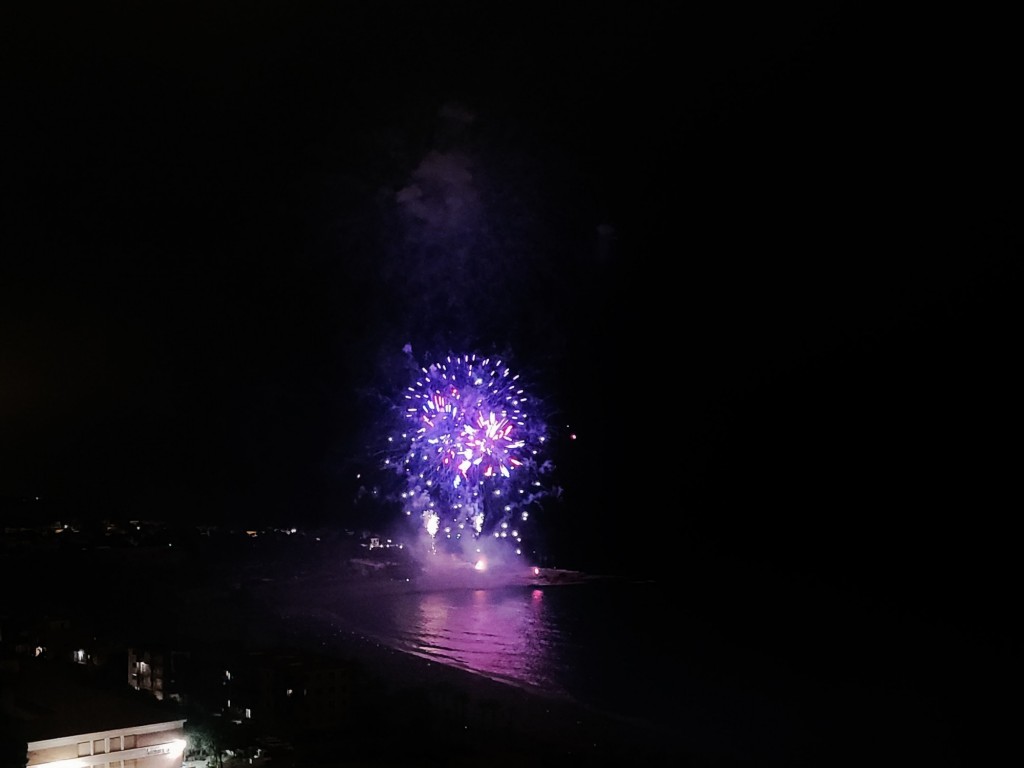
[269,575,807,759]
[316,578,680,713]
[366,587,567,694]
[322,578,685,722]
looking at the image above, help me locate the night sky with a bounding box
[2,5,1020,602]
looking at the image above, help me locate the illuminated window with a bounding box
[110,736,122,752]
[245,708,252,719]
[77,742,90,757]
[93,739,106,754]
[123,735,136,749]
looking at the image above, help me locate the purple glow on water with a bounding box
[265,575,807,759]
[389,587,566,694]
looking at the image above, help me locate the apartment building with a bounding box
[2,657,186,768]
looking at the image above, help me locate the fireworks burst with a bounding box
[383,349,557,561]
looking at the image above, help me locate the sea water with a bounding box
[266,574,809,761]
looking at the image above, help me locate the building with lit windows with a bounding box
[2,657,186,768]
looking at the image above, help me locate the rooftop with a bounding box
[1,656,184,744]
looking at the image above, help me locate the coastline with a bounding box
[306,624,682,766]
[1,544,681,766]
[248,566,687,765]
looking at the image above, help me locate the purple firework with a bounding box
[384,351,555,557]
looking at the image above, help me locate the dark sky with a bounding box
[2,5,1020,590]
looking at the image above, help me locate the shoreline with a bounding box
[250,570,687,764]
[314,625,682,765]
